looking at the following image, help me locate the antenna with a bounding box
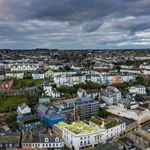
[74,105,76,122]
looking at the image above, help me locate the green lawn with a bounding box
[1,96,28,108]
[0,95,38,113]
[13,79,44,89]
[63,121,97,134]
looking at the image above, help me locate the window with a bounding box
[97,136,99,140]
[80,141,83,146]
[99,135,101,140]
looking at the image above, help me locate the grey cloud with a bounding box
[0,0,149,48]
[0,0,137,22]
[82,21,103,32]
[100,16,150,35]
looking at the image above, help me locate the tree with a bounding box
[116,65,121,73]
[97,108,111,118]
[83,147,95,150]
[64,65,72,71]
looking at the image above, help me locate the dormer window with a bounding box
[45,138,49,143]
[55,137,59,142]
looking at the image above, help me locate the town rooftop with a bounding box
[56,121,98,134]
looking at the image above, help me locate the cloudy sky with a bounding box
[0,0,150,49]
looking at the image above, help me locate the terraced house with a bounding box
[11,63,39,72]
[21,132,64,149]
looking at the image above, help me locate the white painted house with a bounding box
[43,85,60,98]
[17,103,31,116]
[101,86,121,105]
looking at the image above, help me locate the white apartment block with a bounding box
[54,75,86,87]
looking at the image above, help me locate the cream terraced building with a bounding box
[5,72,24,79]
[54,121,126,150]
[10,64,39,72]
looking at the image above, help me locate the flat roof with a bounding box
[0,133,20,144]
[119,117,136,126]
[56,121,98,135]
[98,141,122,150]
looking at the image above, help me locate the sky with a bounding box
[0,0,150,49]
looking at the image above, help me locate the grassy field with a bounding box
[13,79,44,89]
[1,96,28,108]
